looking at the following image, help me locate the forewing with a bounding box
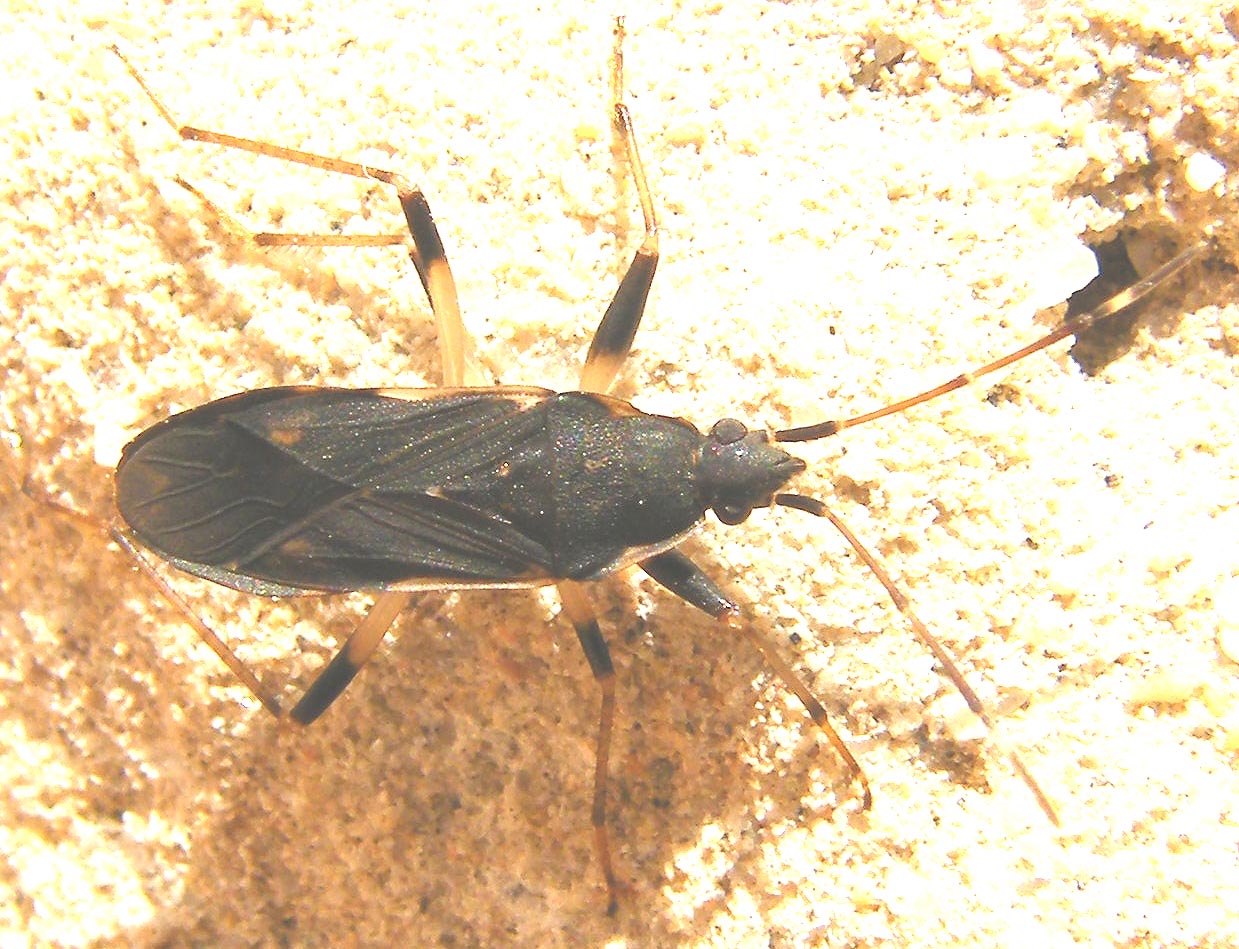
[116,386,558,594]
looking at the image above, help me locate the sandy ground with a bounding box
[4,1,1238,946]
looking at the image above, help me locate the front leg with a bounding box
[639,549,872,808]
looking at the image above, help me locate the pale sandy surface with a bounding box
[4,2,1238,946]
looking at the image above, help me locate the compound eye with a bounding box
[710,418,748,445]
[715,503,751,525]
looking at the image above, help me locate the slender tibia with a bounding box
[110,45,472,388]
[641,549,873,809]
[557,580,622,915]
[579,17,661,395]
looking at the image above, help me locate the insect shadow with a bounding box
[35,19,1212,914]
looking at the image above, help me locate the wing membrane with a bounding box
[116,386,558,594]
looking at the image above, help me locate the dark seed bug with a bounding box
[102,20,1210,913]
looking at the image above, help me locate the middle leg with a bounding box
[556,580,622,915]
[578,17,661,396]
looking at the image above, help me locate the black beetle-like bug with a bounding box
[106,19,1207,913]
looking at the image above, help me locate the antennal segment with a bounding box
[775,492,1061,826]
[775,238,1209,444]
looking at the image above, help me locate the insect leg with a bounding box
[640,550,872,808]
[578,17,660,395]
[110,525,283,716]
[111,46,473,388]
[290,590,412,724]
[20,476,285,717]
[556,580,622,915]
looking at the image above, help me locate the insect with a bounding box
[98,20,1209,914]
